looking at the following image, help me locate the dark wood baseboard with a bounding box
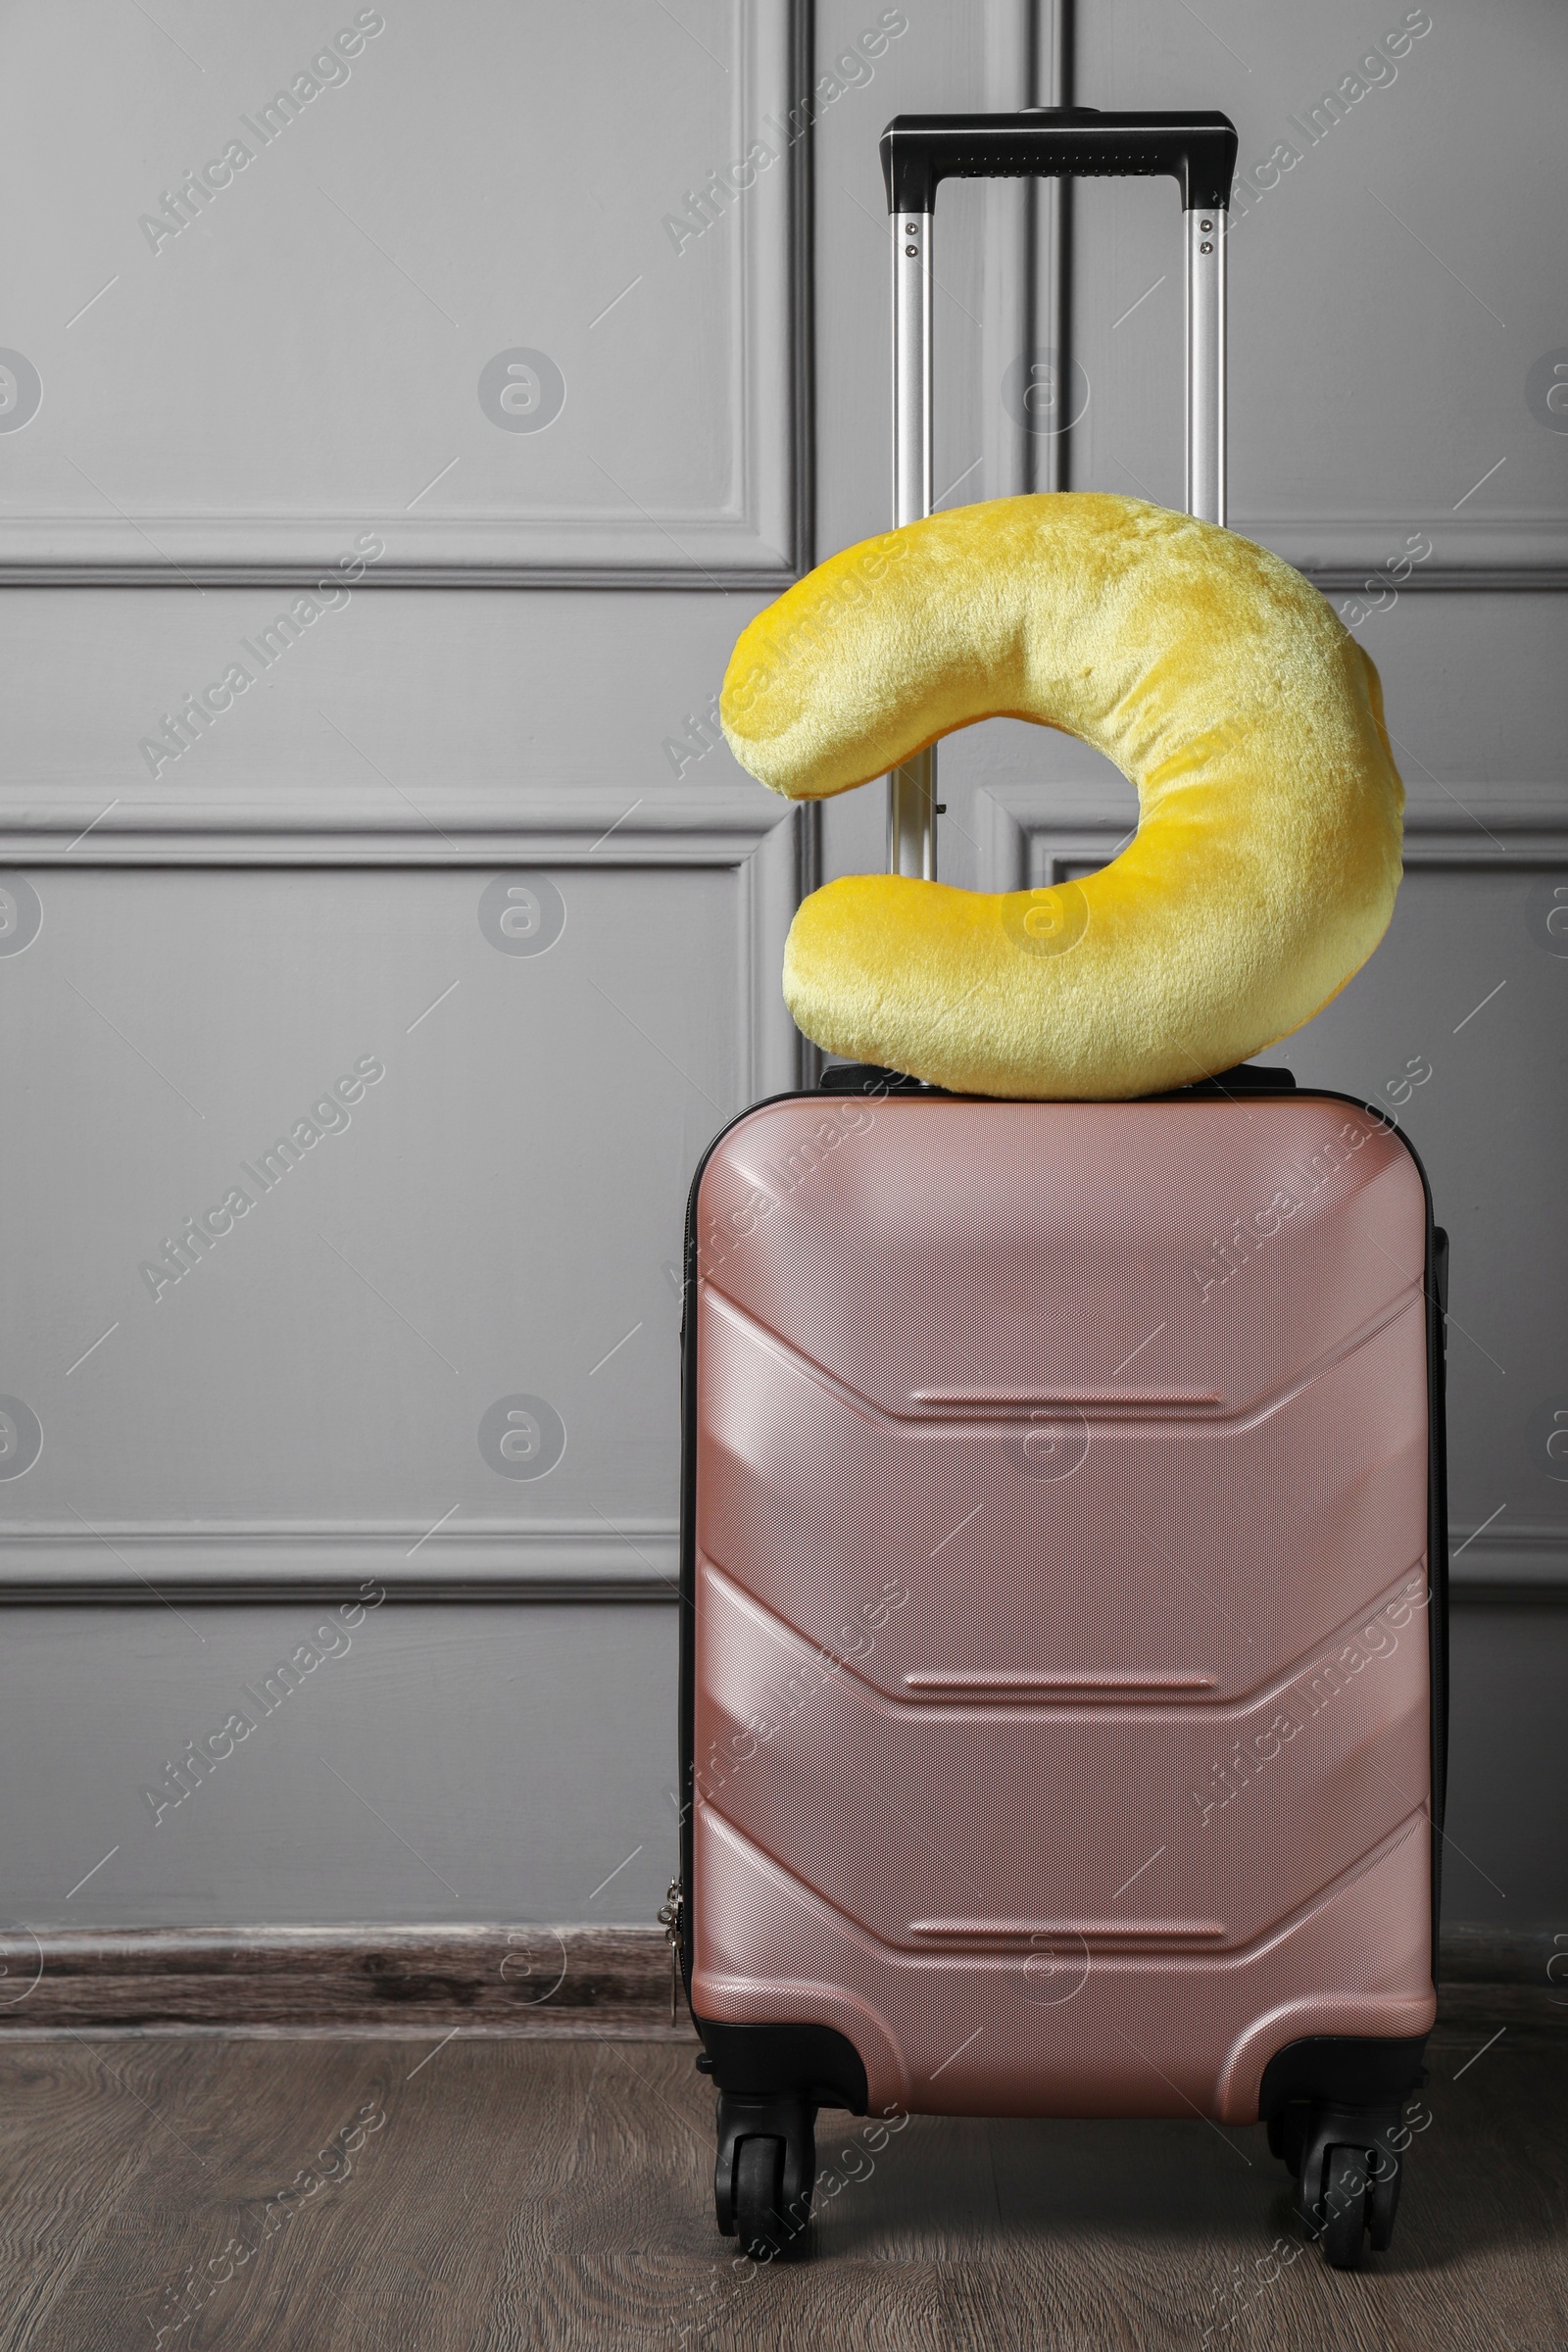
[0,1923,1557,2040]
[0,1926,686,2037]
[1428,1924,1567,2046]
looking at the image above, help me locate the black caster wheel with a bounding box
[1321,2144,1372,2271]
[713,2091,816,2261]
[1367,2144,1402,2253]
[734,2133,787,2260]
[1295,2102,1406,2268]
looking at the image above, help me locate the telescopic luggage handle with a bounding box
[877,106,1239,882]
[879,109,1238,212]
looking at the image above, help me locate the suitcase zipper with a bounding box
[658,1879,684,2027]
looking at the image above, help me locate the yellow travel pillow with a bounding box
[720,493,1404,1101]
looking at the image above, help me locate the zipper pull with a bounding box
[657,1878,684,2028]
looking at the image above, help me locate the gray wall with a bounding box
[0,0,1562,1940]
[0,1602,678,1927]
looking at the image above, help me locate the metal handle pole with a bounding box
[885,188,1225,865]
[889,209,936,880]
[1185,206,1227,524]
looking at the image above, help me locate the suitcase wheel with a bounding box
[1319,2144,1373,2271]
[1366,2141,1402,2254]
[1292,2106,1405,2270]
[713,2090,816,2261]
[734,2134,789,2261]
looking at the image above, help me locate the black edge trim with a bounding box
[694,2016,868,2113]
[1257,2033,1429,2119]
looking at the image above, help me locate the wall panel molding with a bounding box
[0,0,808,587]
[1448,1524,1568,1601]
[0,790,806,1599]
[0,787,808,1105]
[0,785,803,863]
[0,1523,679,1603]
[0,785,806,1115]
[1266,522,1568,596]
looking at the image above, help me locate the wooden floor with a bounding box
[1,2026,1563,2350]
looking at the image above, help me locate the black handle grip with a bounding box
[880,106,1238,215]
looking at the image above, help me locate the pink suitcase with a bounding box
[671,109,1447,2278]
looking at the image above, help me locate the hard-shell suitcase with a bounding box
[673,108,1448,2277]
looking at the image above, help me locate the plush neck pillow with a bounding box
[720,493,1404,1101]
